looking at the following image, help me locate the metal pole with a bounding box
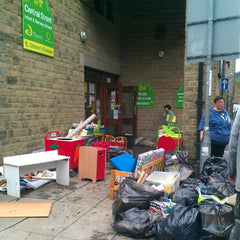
[222,60,226,101]
[195,62,204,161]
[200,0,214,172]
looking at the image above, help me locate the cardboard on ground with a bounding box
[0,202,52,218]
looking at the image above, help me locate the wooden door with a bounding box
[121,86,137,137]
[102,84,122,134]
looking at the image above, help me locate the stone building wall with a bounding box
[0,0,121,164]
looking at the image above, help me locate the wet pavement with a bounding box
[0,145,155,240]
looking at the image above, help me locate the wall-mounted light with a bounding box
[158,51,165,58]
[80,32,87,43]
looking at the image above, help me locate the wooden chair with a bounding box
[103,135,115,142]
[102,135,115,159]
[115,136,128,148]
[109,157,163,199]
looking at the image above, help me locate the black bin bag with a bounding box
[172,187,199,207]
[199,200,234,239]
[156,204,200,240]
[112,207,164,238]
[201,157,236,198]
[112,178,163,216]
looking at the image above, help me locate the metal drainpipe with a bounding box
[199,0,214,172]
[195,62,204,161]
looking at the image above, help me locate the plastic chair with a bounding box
[157,125,183,150]
[115,136,128,148]
[157,135,176,159]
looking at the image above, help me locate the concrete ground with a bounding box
[0,145,229,240]
[0,146,155,240]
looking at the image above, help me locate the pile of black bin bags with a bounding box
[111,157,236,240]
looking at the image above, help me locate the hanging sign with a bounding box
[22,0,54,57]
[136,82,155,107]
[187,0,240,62]
[175,83,184,109]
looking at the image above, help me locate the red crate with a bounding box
[110,142,124,147]
[45,131,84,170]
[92,141,124,150]
[93,141,111,150]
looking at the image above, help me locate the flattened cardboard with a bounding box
[0,202,52,218]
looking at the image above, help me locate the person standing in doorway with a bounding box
[162,104,174,126]
[198,96,231,157]
[228,109,240,240]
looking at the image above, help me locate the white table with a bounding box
[3,150,70,198]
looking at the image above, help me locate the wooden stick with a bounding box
[137,171,145,183]
[141,172,149,184]
[66,114,96,138]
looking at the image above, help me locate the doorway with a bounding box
[121,86,137,138]
[102,83,122,134]
[84,67,119,124]
[84,67,137,137]
[102,84,137,138]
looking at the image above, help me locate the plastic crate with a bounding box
[93,141,111,150]
[110,142,124,147]
[146,171,181,194]
[93,141,124,149]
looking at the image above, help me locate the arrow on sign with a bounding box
[222,79,228,88]
[221,78,229,90]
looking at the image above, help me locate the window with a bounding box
[94,0,104,16]
[94,0,114,23]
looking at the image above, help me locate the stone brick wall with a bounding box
[0,0,121,164]
[225,61,238,118]
[234,80,240,108]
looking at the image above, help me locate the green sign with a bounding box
[137,82,155,107]
[22,0,54,57]
[175,83,184,108]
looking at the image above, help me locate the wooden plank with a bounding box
[0,202,52,218]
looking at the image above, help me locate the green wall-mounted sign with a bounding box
[22,0,54,57]
[136,81,155,107]
[175,83,184,108]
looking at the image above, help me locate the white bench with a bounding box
[3,150,70,198]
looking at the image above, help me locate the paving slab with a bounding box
[0,230,53,240]
[57,218,115,240]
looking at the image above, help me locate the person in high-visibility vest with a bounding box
[162,104,175,126]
